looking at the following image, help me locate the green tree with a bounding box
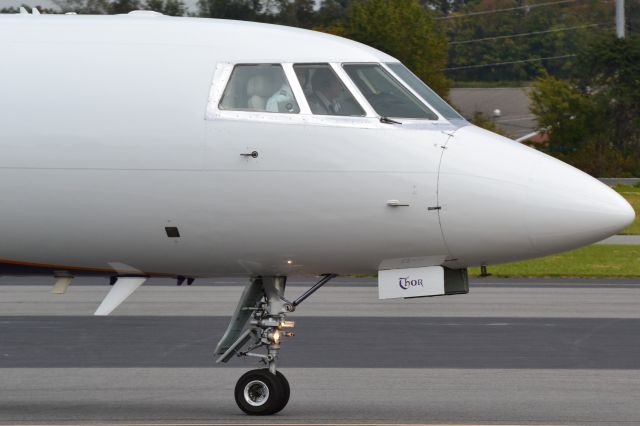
[198,0,265,20]
[470,111,505,135]
[530,34,640,176]
[271,0,316,28]
[574,34,640,154]
[54,0,185,14]
[143,0,186,15]
[326,0,450,96]
[315,0,349,27]
[0,5,61,13]
[445,0,617,83]
[54,0,111,13]
[530,74,596,155]
[420,0,473,15]
[109,0,140,13]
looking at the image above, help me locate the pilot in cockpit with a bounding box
[307,68,342,115]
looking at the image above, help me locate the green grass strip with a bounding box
[470,244,640,278]
[615,185,640,235]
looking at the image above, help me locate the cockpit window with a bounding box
[219,64,300,114]
[343,63,438,120]
[386,63,463,120]
[293,64,365,117]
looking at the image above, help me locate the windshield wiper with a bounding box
[380,116,402,125]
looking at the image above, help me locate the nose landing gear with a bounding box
[216,274,335,415]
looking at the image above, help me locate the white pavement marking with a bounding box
[1,285,640,318]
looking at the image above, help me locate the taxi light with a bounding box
[279,320,295,329]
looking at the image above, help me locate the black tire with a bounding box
[271,371,290,414]
[234,369,285,415]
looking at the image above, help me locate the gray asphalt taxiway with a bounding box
[1,277,639,425]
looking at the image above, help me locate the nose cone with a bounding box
[438,125,635,266]
[525,154,635,252]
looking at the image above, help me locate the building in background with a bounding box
[449,87,540,142]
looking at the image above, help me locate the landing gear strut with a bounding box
[215,274,336,415]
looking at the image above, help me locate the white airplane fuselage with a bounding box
[0,13,635,279]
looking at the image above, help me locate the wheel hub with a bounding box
[244,380,269,406]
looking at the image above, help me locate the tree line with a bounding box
[530,33,640,177]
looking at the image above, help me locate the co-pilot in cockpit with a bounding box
[295,64,364,116]
[265,68,306,113]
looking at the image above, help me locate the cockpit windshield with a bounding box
[386,63,463,121]
[343,63,437,120]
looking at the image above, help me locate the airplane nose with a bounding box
[437,125,636,267]
[525,152,635,252]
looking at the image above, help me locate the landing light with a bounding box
[271,329,281,344]
[279,320,295,329]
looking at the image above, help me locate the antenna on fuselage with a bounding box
[18,7,41,15]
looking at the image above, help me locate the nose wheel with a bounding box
[235,369,290,415]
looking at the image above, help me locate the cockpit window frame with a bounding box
[218,63,301,114]
[327,63,377,118]
[382,62,464,121]
[206,62,380,128]
[283,64,312,114]
[205,62,455,128]
[342,63,440,120]
[341,62,447,122]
